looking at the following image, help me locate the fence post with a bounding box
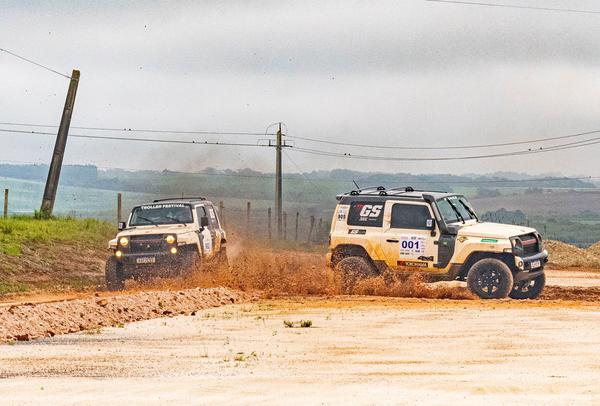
[219,201,225,226]
[268,207,272,239]
[295,212,299,241]
[117,193,122,223]
[3,189,8,219]
[246,201,251,237]
[307,215,315,244]
[283,211,287,240]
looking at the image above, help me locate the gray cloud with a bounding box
[1,0,600,176]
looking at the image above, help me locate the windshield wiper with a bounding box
[135,216,159,227]
[165,216,188,226]
[446,199,465,224]
[459,199,478,221]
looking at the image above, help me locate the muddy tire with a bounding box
[467,258,513,299]
[510,272,545,300]
[216,247,229,269]
[335,256,377,294]
[178,249,201,277]
[105,257,124,291]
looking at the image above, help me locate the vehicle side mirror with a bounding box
[200,216,209,228]
[426,218,436,236]
[118,221,126,231]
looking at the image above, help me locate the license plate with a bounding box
[530,260,541,269]
[136,257,156,264]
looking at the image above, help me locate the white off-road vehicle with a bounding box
[106,197,227,290]
[327,186,548,299]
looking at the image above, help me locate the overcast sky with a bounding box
[2,0,600,176]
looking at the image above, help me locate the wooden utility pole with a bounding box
[283,211,287,240]
[3,189,8,219]
[40,70,80,216]
[117,193,122,223]
[246,201,251,237]
[268,207,272,240]
[275,122,283,238]
[295,211,299,241]
[218,201,225,226]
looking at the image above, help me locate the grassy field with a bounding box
[0,216,115,295]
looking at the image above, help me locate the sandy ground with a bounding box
[1,268,600,405]
[0,296,599,405]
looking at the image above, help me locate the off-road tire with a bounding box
[509,271,546,299]
[334,256,377,294]
[178,249,201,277]
[105,256,124,291]
[467,258,514,299]
[216,247,229,269]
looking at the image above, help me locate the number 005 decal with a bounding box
[399,235,427,257]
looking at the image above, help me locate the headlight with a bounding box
[165,235,176,244]
[115,250,123,258]
[119,237,129,247]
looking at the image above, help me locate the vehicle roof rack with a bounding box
[153,197,206,203]
[336,186,449,200]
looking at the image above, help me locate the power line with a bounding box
[283,149,327,197]
[0,128,271,148]
[0,122,277,137]
[0,48,72,79]
[290,134,600,161]
[424,0,600,15]
[286,128,600,150]
[5,125,600,161]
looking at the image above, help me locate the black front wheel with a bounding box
[510,272,546,299]
[467,258,514,299]
[105,256,124,291]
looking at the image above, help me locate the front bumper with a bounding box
[514,249,548,282]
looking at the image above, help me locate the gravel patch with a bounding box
[0,287,247,342]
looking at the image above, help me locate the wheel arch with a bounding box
[459,251,515,280]
[331,244,373,267]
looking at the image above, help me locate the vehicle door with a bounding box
[380,201,440,270]
[205,204,222,252]
[195,205,215,255]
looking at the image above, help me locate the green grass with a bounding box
[0,281,28,295]
[0,216,115,257]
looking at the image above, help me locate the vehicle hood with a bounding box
[117,224,197,237]
[457,222,536,239]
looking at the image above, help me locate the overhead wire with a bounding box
[285,128,600,150]
[0,48,72,79]
[424,0,600,15]
[0,122,276,137]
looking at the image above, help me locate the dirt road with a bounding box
[1,295,599,405]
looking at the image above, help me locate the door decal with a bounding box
[399,235,427,257]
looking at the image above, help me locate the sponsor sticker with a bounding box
[399,234,427,257]
[481,238,498,243]
[398,261,428,268]
[348,229,366,235]
[141,203,185,210]
[337,207,347,221]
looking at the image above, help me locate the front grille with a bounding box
[519,233,539,256]
[129,235,166,253]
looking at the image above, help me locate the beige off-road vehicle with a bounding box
[106,197,227,290]
[327,186,548,299]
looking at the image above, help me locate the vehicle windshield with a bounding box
[436,196,478,224]
[129,203,193,226]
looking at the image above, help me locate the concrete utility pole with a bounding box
[275,122,283,238]
[40,69,80,217]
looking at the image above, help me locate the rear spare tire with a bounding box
[105,256,124,291]
[509,272,545,299]
[467,258,513,299]
[334,256,377,294]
